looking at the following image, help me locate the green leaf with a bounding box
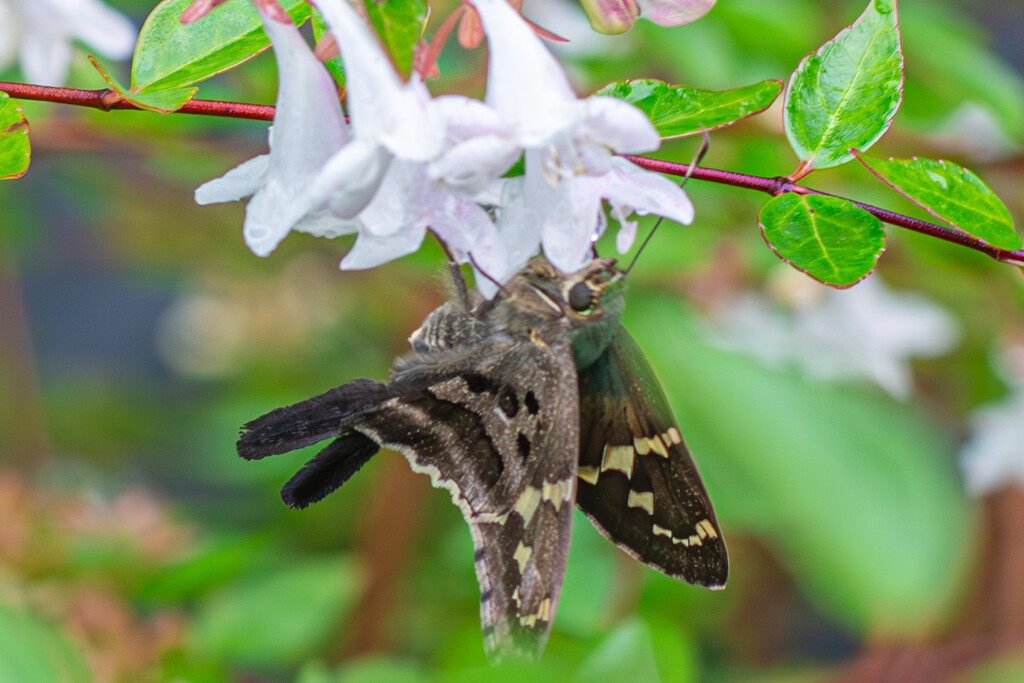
[760,193,885,287]
[361,0,428,79]
[132,0,312,92]
[784,0,903,172]
[576,618,662,683]
[626,298,972,636]
[92,56,197,113]
[857,155,1021,250]
[191,555,363,668]
[0,603,92,683]
[0,93,30,179]
[595,79,782,139]
[557,511,617,638]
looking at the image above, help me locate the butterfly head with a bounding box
[500,258,626,369]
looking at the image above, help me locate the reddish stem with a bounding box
[0,82,275,121]
[626,155,1024,268]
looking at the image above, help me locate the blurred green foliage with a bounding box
[1,0,1022,681]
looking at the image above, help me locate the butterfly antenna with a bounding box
[434,233,472,311]
[625,130,710,276]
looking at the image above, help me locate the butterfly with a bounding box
[237,257,727,661]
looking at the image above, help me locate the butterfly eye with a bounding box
[569,282,595,312]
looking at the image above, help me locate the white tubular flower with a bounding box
[960,389,1024,496]
[0,0,136,86]
[466,0,693,275]
[289,0,446,221]
[195,3,354,257]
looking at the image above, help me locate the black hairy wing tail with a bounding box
[576,328,728,588]
[349,338,580,661]
[280,432,379,508]
[237,379,393,460]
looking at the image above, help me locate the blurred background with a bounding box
[1,0,1023,680]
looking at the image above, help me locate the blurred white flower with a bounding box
[960,347,1024,495]
[447,0,692,280]
[0,0,136,86]
[708,271,959,399]
[638,0,716,26]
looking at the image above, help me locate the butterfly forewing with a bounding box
[576,328,728,587]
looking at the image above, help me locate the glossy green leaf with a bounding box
[858,155,1020,250]
[0,92,30,179]
[361,0,428,79]
[0,603,91,683]
[760,193,885,287]
[191,556,363,667]
[595,79,782,138]
[625,297,972,636]
[132,0,312,92]
[784,0,903,172]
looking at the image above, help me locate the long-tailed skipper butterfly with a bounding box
[237,257,727,661]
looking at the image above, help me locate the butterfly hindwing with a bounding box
[576,327,728,588]
[368,335,580,660]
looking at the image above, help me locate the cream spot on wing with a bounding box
[626,490,655,515]
[649,435,669,458]
[600,445,635,478]
[652,524,673,538]
[672,536,690,546]
[666,427,682,445]
[697,518,719,539]
[516,486,542,525]
[633,437,651,455]
[541,479,573,511]
[577,466,600,485]
[520,597,552,627]
[514,542,533,574]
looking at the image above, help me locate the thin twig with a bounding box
[625,155,1024,268]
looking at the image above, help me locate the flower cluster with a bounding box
[196,0,693,294]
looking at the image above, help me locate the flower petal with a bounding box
[65,0,138,59]
[340,223,427,270]
[598,157,694,227]
[472,0,581,144]
[638,0,717,26]
[315,0,445,160]
[580,96,660,153]
[259,6,349,179]
[429,134,521,194]
[194,154,270,204]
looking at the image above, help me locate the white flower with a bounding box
[340,158,506,282]
[196,0,450,259]
[195,3,354,257]
[0,0,136,86]
[708,271,959,400]
[457,0,693,277]
[960,347,1024,495]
